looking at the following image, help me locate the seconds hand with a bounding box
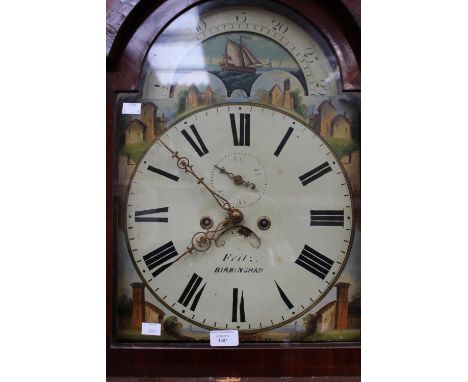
[214,165,256,190]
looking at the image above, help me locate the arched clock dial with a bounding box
[142,2,340,99]
[125,104,354,332]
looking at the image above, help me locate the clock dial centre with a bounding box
[229,208,244,225]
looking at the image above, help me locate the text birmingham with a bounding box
[214,266,264,274]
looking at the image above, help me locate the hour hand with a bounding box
[214,165,256,190]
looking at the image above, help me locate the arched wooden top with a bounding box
[106,0,360,93]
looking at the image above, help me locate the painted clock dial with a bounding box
[125,104,354,332]
[142,2,340,100]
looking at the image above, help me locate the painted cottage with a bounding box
[124,119,146,146]
[331,114,352,139]
[317,100,336,137]
[269,84,282,106]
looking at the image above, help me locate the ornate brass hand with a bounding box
[214,165,256,190]
[158,138,243,224]
[171,217,230,264]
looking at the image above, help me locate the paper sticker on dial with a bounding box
[125,103,353,332]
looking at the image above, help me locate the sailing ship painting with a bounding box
[219,36,264,74]
[172,32,307,96]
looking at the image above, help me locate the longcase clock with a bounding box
[107,0,361,378]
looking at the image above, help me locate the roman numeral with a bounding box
[230,113,250,146]
[147,165,179,182]
[295,244,334,280]
[135,207,169,222]
[274,127,294,156]
[299,162,332,186]
[310,210,344,226]
[232,288,246,322]
[143,241,179,277]
[177,273,206,311]
[181,124,209,156]
[275,281,294,309]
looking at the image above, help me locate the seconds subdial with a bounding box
[210,152,268,209]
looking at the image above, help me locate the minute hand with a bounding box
[158,138,243,224]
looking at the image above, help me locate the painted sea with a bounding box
[205,65,307,96]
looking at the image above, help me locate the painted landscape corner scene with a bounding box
[116,280,360,343]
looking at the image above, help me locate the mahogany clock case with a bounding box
[107,0,360,377]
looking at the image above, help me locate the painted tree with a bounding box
[302,313,318,334]
[163,315,183,337]
[176,90,188,115]
[348,293,361,315]
[290,89,307,117]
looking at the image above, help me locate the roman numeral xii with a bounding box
[230,113,250,146]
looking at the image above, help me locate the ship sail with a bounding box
[225,39,245,67]
[241,43,262,66]
[221,36,263,73]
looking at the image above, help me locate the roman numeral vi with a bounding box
[232,288,246,322]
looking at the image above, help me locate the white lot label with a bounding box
[141,322,161,336]
[209,330,239,347]
[122,102,141,114]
